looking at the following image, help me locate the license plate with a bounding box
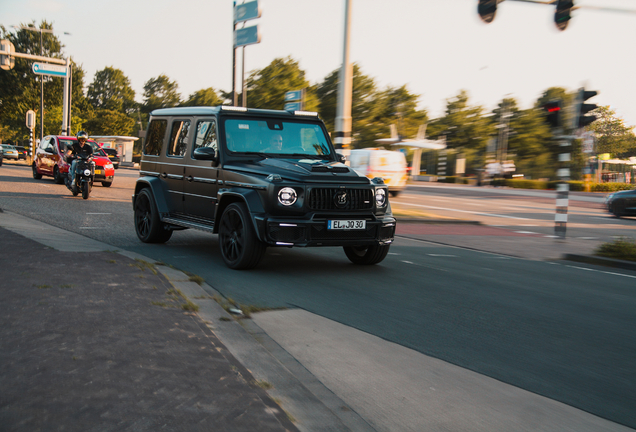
[95,169,103,175]
[328,220,366,230]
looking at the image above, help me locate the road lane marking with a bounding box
[86,213,112,215]
[564,264,636,279]
[391,201,531,220]
[427,254,457,257]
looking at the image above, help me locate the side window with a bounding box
[168,120,191,157]
[193,120,217,154]
[144,120,167,156]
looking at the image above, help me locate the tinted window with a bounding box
[168,120,191,157]
[193,120,218,154]
[223,118,332,157]
[144,120,167,156]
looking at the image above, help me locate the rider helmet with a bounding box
[77,131,88,142]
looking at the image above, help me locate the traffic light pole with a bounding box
[554,135,572,239]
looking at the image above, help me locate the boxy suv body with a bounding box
[133,106,397,269]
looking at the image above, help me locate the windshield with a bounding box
[223,118,333,159]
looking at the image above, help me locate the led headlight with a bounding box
[278,187,297,206]
[83,169,91,176]
[375,188,387,207]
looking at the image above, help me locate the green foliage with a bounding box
[83,109,135,136]
[245,57,318,111]
[181,87,222,107]
[590,182,634,192]
[587,106,636,158]
[595,238,636,262]
[142,74,181,114]
[87,66,136,114]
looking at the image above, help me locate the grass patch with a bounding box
[255,380,274,390]
[129,258,158,275]
[188,275,205,285]
[107,259,116,264]
[595,237,636,262]
[36,284,51,289]
[60,284,73,289]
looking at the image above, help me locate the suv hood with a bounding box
[225,158,371,184]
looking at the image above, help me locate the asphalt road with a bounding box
[2,162,635,428]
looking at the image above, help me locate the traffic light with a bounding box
[576,88,598,128]
[543,100,562,128]
[554,0,574,31]
[478,0,499,24]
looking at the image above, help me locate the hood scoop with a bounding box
[311,165,350,173]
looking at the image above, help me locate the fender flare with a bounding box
[133,177,173,216]
[214,189,265,239]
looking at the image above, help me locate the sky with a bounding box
[2,0,636,129]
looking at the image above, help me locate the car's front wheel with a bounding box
[218,202,265,270]
[344,244,390,265]
[32,163,42,179]
[134,189,173,243]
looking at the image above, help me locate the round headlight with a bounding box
[375,188,387,207]
[83,169,91,176]
[278,187,297,206]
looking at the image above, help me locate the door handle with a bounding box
[186,176,194,182]
[161,173,167,179]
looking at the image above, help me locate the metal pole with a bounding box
[232,1,237,106]
[67,64,72,135]
[40,30,44,142]
[334,0,353,150]
[241,46,246,107]
[61,58,70,135]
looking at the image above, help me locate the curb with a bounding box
[395,218,482,225]
[562,254,636,272]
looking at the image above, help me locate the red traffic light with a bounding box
[543,100,562,128]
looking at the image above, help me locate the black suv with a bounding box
[133,106,396,269]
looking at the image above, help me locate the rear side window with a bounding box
[167,120,191,157]
[193,120,218,153]
[144,120,167,156]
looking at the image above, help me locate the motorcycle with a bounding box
[65,152,95,200]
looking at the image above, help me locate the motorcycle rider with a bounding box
[67,131,93,187]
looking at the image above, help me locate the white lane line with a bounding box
[427,254,457,257]
[514,231,538,235]
[86,213,112,215]
[401,260,449,272]
[79,227,100,229]
[391,201,531,220]
[564,264,636,279]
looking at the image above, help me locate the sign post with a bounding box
[233,0,261,107]
[26,110,36,163]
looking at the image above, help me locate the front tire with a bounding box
[344,244,390,265]
[32,163,42,179]
[218,202,265,270]
[53,166,64,184]
[81,181,90,199]
[102,181,113,187]
[134,189,173,243]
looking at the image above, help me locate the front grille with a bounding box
[311,224,377,240]
[308,188,373,211]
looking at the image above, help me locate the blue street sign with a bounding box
[234,25,261,48]
[285,90,303,102]
[32,62,68,77]
[285,102,302,111]
[235,0,261,24]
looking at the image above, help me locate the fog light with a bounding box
[375,188,387,207]
[278,187,297,206]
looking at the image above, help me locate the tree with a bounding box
[142,75,181,114]
[87,67,136,113]
[244,57,318,111]
[316,63,377,134]
[588,106,636,158]
[83,109,135,136]
[181,87,222,107]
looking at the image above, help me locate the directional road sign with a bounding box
[32,62,68,77]
[284,102,302,111]
[235,0,261,24]
[234,25,261,48]
[285,90,303,102]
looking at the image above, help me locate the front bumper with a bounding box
[255,213,397,247]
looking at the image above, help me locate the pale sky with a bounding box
[2,0,636,128]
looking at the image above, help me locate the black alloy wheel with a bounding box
[134,189,172,243]
[218,202,265,270]
[344,244,390,265]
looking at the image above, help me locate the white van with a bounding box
[347,149,407,196]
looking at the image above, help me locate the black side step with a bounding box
[163,217,215,233]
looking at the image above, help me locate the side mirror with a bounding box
[336,153,346,164]
[193,147,218,162]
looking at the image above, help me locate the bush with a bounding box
[505,179,549,189]
[595,238,636,262]
[591,182,634,193]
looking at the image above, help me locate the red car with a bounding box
[33,135,115,187]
